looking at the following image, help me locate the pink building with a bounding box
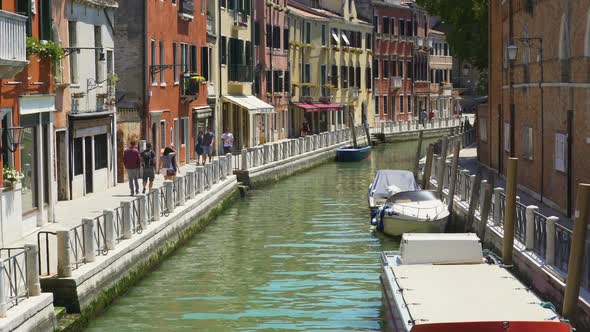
[254,0,290,141]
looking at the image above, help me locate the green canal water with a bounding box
[86,140,434,331]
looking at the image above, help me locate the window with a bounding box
[341,66,348,88]
[355,67,361,88]
[190,45,197,73]
[151,40,157,84]
[266,71,272,92]
[373,59,379,79]
[180,118,187,145]
[106,50,113,76]
[366,33,371,49]
[407,61,413,79]
[331,28,339,45]
[373,15,378,32]
[407,95,412,114]
[400,20,405,36]
[273,26,281,48]
[94,26,103,82]
[400,96,404,114]
[321,25,326,46]
[254,22,260,46]
[305,22,311,44]
[73,137,83,176]
[69,21,78,84]
[383,96,388,115]
[21,127,37,212]
[201,46,209,80]
[555,133,567,172]
[348,66,354,88]
[391,18,396,35]
[392,58,397,76]
[521,126,533,160]
[383,60,389,78]
[374,97,380,115]
[283,28,289,49]
[173,42,178,82]
[382,17,389,34]
[331,65,338,86]
[266,24,272,47]
[160,121,167,150]
[479,117,488,142]
[94,134,108,170]
[320,64,327,96]
[366,67,372,89]
[221,36,227,64]
[180,43,188,74]
[504,122,510,153]
[391,95,396,115]
[160,41,165,83]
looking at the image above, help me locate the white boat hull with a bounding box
[381,216,447,237]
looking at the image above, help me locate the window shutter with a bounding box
[555,133,566,172]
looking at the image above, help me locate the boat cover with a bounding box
[369,170,419,199]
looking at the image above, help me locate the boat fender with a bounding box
[378,207,387,232]
[371,218,378,226]
[386,208,398,216]
[371,209,379,219]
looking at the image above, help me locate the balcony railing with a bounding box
[390,76,402,90]
[0,10,28,78]
[207,16,215,36]
[228,64,253,82]
[233,11,248,29]
[179,0,195,21]
[180,75,200,98]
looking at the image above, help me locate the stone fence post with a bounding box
[545,216,558,265]
[186,171,196,199]
[492,187,504,226]
[273,142,280,161]
[219,156,227,180]
[263,144,270,164]
[138,194,148,228]
[24,243,41,296]
[103,209,116,249]
[120,201,132,239]
[165,180,175,214]
[525,205,538,250]
[225,153,233,175]
[149,190,161,222]
[241,148,248,171]
[57,230,72,277]
[212,159,220,184]
[479,180,488,210]
[177,176,186,206]
[82,218,96,263]
[196,167,205,193]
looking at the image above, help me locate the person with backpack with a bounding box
[141,142,156,193]
[123,139,142,196]
[202,127,215,164]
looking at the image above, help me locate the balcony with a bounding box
[0,10,28,78]
[180,74,200,102]
[207,16,215,37]
[232,11,248,30]
[390,76,402,90]
[228,64,253,82]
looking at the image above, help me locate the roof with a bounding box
[387,263,562,325]
[288,6,326,20]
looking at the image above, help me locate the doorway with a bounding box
[84,137,93,194]
[56,131,69,200]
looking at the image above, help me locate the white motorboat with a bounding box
[369,170,449,236]
[381,233,572,332]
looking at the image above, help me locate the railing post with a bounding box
[545,216,558,265]
[0,261,6,317]
[460,170,469,200]
[138,194,148,228]
[241,148,248,171]
[225,153,233,175]
[196,166,204,193]
[283,141,289,159]
[298,137,305,154]
[149,190,160,222]
[263,144,270,164]
[176,176,186,206]
[212,159,220,184]
[24,243,41,296]
[165,180,175,214]
[479,180,488,211]
[103,209,116,249]
[219,156,227,179]
[468,175,476,201]
[120,201,133,239]
[525,205,538,250]
[57,230,72,277]
[82,218,96,263]
[493,187,504,226]
[186,171,196,199]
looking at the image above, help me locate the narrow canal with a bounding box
[87,140,435,331]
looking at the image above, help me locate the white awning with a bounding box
[223,95,274,114]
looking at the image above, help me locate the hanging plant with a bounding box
[3,166,24,187]
[26,37,64,64]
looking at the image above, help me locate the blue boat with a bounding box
[335,145,372,162]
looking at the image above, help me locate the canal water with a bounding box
[87,140,434,331]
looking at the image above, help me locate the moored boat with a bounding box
[381,233,572,332]
[368,170,420,213]
[335,145,372,162]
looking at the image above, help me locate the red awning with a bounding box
[296,103,343,112]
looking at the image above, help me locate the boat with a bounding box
[381,233,573,332]
[369,170,449,236]
[335,144,372,162]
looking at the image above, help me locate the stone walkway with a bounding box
[457,146,572,229]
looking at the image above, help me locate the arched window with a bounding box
[559,14,571,82]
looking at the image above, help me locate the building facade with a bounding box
[115,0,210,174]
[254,0,289,142]
[288,0,373,133]
[0,0,57,243]
[428,27,453,118]
[480,0,590,216]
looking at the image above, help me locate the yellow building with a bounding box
[219,0,274,149]
[287,0,373,136]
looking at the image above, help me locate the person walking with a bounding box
[160,146,180,181]
[202,127,215,164]
[195,131,204,165]
[420,109,428,127]
[221,128,234,154]
[123,140,141,196]
[140,142,156,194]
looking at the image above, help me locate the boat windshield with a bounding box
[386,190,438,204]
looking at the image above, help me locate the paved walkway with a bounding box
[457,146,572,229]
[8,160,206,248]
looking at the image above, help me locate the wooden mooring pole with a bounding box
[435,137,449,199]
[447,140,460,212]
[562,183,590,319]
[413,130,424,179]
[422,144,434,189]
[502,158,518,265]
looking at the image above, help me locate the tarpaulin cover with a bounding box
[368,170,419,199]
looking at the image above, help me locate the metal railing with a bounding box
[0,248,29,311]
[37,232,56,276]
[93,214,109,256]
[131,198,143,234]
[113,206,124,241]
[515,201,527,244]
[159,186,170,217]
[533,211,547,258]
[554,224,572,272]
[69,224,86,270]
[228,64,253,82]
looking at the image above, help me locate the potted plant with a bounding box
[26,37,64,64]
[3,166,24,190]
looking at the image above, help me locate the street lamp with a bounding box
[507,44,518,61]
[5,126,24,152]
